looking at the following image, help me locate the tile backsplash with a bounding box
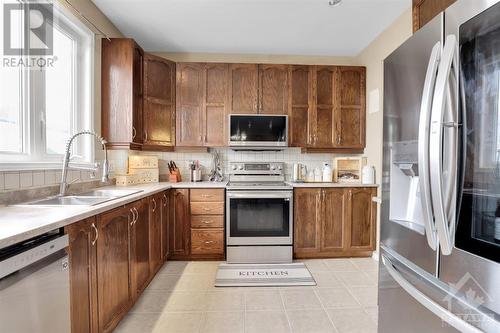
[108,148,363,181]
[0,169,97,192]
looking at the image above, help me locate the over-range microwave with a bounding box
[228,114,288,150]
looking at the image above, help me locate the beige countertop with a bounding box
[0,180,377,249]
[288,182,379,188]
[0,181,227,249]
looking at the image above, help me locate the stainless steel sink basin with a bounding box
[22,196,115,206]
[17,188,143,207]
[78,189,143,198]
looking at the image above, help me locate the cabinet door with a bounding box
[66,218,98,333]
[130,199,150,296]
[176,63,204,146]
[289,66,312,147]
[132,43,144,145]
[161,191,171,261]
[335,67,365,149]
[170,189,190,257]
[412,0,456,32]
[143,54,175,149]
[293,188,322,257]
[97,205,132,333]
[149,194,163,274]
[311,66,336,147]
[320,189,346,252]
[229,64,258,114]
[258,64,288,114]
[203,63,229,146]
[346,188,376,251]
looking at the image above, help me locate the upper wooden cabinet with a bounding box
[413,0,456,32]
[336,67,366,149]
[143,54,176,151]
[289,65,312,147]
[258,64,289,114]
[176,63,229,147]
[229,64,259,114]
[102,38,144,150]
[289,65,365,151]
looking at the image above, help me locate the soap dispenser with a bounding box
[322,162,333,182]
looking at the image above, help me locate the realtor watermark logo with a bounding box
[2,1,56,68]
[442,273,496,330]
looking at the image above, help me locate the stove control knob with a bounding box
[271,165,276,170]
[238,165,244,170]
[231,165,237,170]
[278,165,282,170]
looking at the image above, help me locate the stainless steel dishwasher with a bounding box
[0,229,70,333]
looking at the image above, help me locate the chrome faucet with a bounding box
[60,131,110,196]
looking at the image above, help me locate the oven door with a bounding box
[226,190,293,246]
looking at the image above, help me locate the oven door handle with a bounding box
[227,191,293,199]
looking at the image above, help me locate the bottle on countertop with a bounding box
[314,167,322,182]
[322,162,333,182]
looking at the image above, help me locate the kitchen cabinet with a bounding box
[102,38,144,150]
[96,204,133,333]
[189,189,225,259]
[169,189,191,259]
[229,63,259,114]
[176,63,229,147]
[289,65,312,147]
[293,187,376,258]
[65,218,98,333]
[335,66,366,149]
[130,199,151,296]
[161,190,171,260]
[258,64,288,114]
[143,54,176,151]
[289,65,365,152]
[149,193,163,274]
[412,0,456,32]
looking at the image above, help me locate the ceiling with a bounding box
[92,0,411,56]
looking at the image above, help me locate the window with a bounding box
[0,1,94,170]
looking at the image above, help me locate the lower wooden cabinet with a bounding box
[169,188,191,259]
[294,187,376,258]
[65,217,99,333]
[161,190,172,261]
[96,204,133,333]
[149,193,163,275]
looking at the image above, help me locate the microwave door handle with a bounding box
[429,34,459,256]
[418,41,441,251]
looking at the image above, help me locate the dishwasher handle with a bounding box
[0,234,69,279]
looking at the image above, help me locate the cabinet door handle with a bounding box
[91,223,98,246]
[133,207,139,225]
[163,194,168,207]
[132,126,137,140]
[129,208,134,226]
[144,131,148,142]
[152,198,157,212]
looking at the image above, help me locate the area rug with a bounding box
[215,263,316,287]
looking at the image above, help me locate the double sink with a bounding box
[19,189,143,207]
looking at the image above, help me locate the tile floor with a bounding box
[115,258,379,333]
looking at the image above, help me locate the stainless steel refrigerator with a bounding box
[380,1,500,332]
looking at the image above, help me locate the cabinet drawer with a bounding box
[191,229,224,254]
[190,189,224,202]
[191,215,224,228]
[191,202,224,215]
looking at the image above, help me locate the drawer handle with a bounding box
[203,208,211,211]
[202,221,212,224]
[204,241,214,244]
[201,194,211,198]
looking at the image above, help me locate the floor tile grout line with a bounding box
[278,289,294,333]
[313,287,340,333]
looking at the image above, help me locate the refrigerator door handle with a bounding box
[418,41,441,251]
[382,254,483,333]
[429,34,459,255]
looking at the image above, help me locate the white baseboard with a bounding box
[372,251,379,261]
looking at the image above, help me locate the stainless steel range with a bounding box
[226,162,293,263]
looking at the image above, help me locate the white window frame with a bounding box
[0,1,94,171]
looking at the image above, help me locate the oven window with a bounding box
[230,116,287,142]
[229,198,290,237]
[456,2,500,263]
